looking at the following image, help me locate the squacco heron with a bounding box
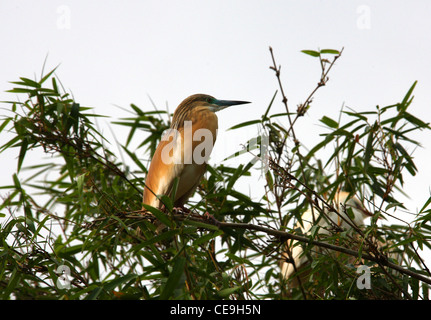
[142,94,250,211]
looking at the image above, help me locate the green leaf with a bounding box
[265,170,274,192]
[320,116,339,129]
[419,195,431,214]
[103,274,138,292]
[85,286,103,300]
[125,119,139,147]
[394,142,417,176]
[263,90,278,120]
[398,81,417,113]
[130,103,145,116]
[160,256,186,299]
[223,147,248,162]
[228,119,261,131]
[193,230,223,246]
[0,118,11,134]
[56,244,83,257]
[217,286,242,298]
[39,67,58,86]
[301,50,320,57]
[17,137,29,172]
[227,164,245,190]
[6,87,34,94]
[19,77,41,88]
[170,178,179,204]
[70,103,80,133]
[12,173,22,190]
[310,225,320,239]
[159,195,174,212]
[136,229,180,248]
[76,173,86,197]
[2,269,21,299]
[31,215,51,242]
[182,219,219,231]
[142,204,173,227]
[306,135,334,160]
[320,49,340,55]
[404,112,430,129]
[363,124,376,172]
[52,77,59,94]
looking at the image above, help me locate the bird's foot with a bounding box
[203,212,221,227]
[172,206,191,215]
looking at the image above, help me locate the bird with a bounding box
[280,191,374,287]
[142,94,250,211]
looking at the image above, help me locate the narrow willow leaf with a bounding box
[217,286,242,298]
[6,88,34,94]
[419,196,431,214]
[17,137,28,172]
[0,118,11,133]
[19,77,41,88]
[193,230,223,246]
[398,80,417,112]
[70,103,80,133]
[76,173,86,197]
[228,119,261,131]
[182,219,219,231]
[404,112,430,129]
[160,256,186,299]
[136,229,180,248]
[130,103,145,116]
[320,49,340,55]
[103,274,138,292]
[39,67,58,85]
[170,178,179,204]
[363,125,376,172]
[301,50,320,57]
[263,90,278,120]
[320,116,339,129]
[85,287,103,300]
[142,204,173,227]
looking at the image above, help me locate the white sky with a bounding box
[1,0,431,216]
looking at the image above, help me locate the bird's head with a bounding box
[178,94,250,112]
[171,94,250,129]
[336,191,374,226]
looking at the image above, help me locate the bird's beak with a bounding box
[213,99,251,111]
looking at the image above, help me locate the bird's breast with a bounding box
[184,109,218,165]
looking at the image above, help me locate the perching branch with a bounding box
[85,210,431,287]
[180,214,431,287]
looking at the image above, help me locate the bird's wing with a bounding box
[142,129,185,208]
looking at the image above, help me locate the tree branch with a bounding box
[98,210,431,287]
[188,215,431,286]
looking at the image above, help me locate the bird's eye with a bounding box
[206,97,213,103]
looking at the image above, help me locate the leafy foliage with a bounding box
[1,49,431,300]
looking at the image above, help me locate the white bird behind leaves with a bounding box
[280,191,373,286]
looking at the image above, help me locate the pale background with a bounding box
[1,1,430,224]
